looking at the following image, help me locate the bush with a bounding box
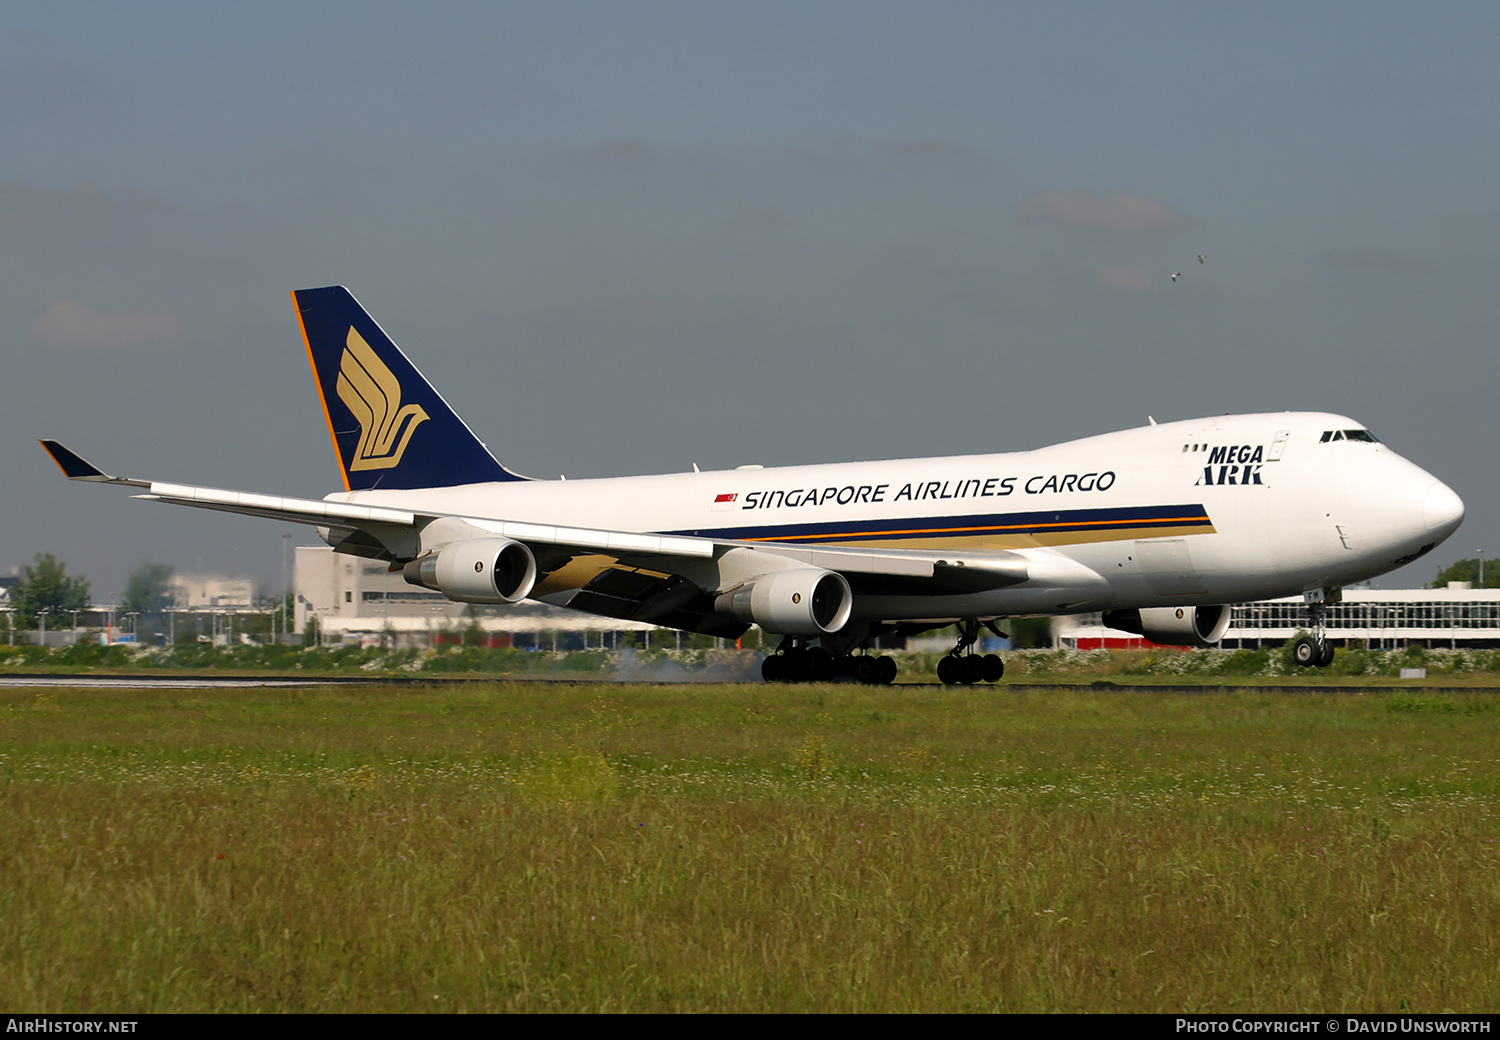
[1336,648,1369,676]
[1214,648,1270,676]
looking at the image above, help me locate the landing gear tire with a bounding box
[804,646,834,681]
[1293,637,1334,668]
[764,645,810,682]
[763,648,898,685]
[852,655,897,686]
[939,653,1005,686]
[1293,637,1320,667]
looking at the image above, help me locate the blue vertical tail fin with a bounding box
[292,286,525,490]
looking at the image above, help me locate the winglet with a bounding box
[39,441,149,487]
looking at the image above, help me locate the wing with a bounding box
[40,441,1036,633]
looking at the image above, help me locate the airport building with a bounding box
[168,573,256,610]
[1057,584,1500,651]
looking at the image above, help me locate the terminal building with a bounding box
[168,573,256,611]
[1057,584,1500,651]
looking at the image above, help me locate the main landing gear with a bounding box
[936,618,1006,686]
[1291,591,1338,668]
[760,618,1010,686]
[761,642,898,685]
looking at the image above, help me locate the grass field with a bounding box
[3,680,1499,1012]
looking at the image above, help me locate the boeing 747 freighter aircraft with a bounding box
[41,287,1465,684]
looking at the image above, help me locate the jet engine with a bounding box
[1101,605,1231,647]
[402,537,537,604]
[715,568,853,636]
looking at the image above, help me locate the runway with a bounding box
[0,673,1493,694]
[0,674,378,689]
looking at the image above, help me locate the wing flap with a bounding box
[544,566,748,636]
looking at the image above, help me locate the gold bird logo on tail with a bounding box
[336,327,430,470]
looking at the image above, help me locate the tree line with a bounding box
[6,556,179,630]
[1429,558,1500,589]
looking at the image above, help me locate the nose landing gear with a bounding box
[1292,591,1338,668]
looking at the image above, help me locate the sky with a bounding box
[2,1,1497,600]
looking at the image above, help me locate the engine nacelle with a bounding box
[1101,605,1232,647]
[714,568,853,636]
[402,538,537,604]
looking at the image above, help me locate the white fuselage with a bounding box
[332,412,1463,621]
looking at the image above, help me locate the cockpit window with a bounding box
[1320,429,1379,443]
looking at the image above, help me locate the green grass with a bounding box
[3,682,1499,1011]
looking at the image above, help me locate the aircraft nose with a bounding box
[1423,480,1465,540]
